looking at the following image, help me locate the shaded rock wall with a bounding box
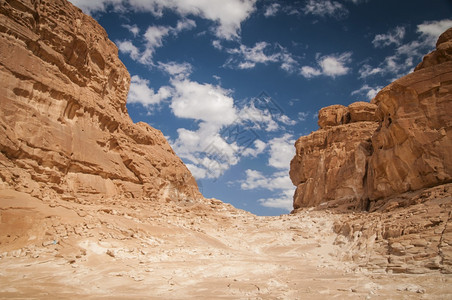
[290,28,452,211]
[0,0,201,202]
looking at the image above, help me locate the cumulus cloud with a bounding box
[168,79,239,179]
[300,66,322,78]
[68,0,123,14]
[242,140,267,157]
[258,188,294,211]
[359,19,452,80]
[169,83,296,179]
[372,26,405,48]
[417,19,452,43]
[264,3,281,17]
[240,169,294,211]
[226,42,280,69]
[116,19,196,65]
[224,42,298,72]
[300,52,352,78]
[237,133,296,211]
[170,79,237,125]
[238,102,280,132]
[351,84,382,100]
[122,24,140,37]
[319,52,352,76]
[297,111,310,121]
[128,75,172,106]
[116,40,140,61]
[138,0,257,40]
[267,134,295,169]
[71,0,257,40]
[303,0,349,19]
[158,61,193,80]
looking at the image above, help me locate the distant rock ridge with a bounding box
[0,0,202,202]
[290,27,452,211]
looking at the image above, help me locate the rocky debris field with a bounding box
[0,186,451,299]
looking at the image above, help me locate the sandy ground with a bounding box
[0,189,451,299]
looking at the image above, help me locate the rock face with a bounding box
[368,29,452,202]
[0,0,201,202]
[333,183,452,274]
[290,102,379,210]
[290,28,452,211]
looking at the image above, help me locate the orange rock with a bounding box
[0,0,201,202]
[290,27,452,211]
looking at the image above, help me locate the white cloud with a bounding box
[170,79,237,125]
[240,169,294,211]
[127,0,257,40]
[351,84,382,100]
[301,52,352,78]
[319,52,352,76]
[241,169,291,190]
[68,0,123,14]
[268,134,295,170]
[417,19,452,44]
[212,40,223,50]
[279,115,297,126]
[264,3,281,17]
[70,0,256,40]
[238,102,279,132]
[358,64,383,78]
[175,18,196,32]
[138,25,171,63]
[279,51,298,73]
[116,40,140,60]
[117,20,196,65]
[169,80,296,180]
[171,123,241,179]
[300,66,322,78]
[226,42,280,69]
[238,133,297,211]
[242,140,266,157]
[297,111,310,121]
[185,163,208,179]
[372,26,405,48]
[158,61,193,80]
[258,188,294,211]
[122,24,140,37]
[360,19,452,80]
[303,0,348,19]
[346,0,368,3]
[225,42,299,72]
[128,75,172,106]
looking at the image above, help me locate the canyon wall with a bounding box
[0,0,201,202]
[290,28,452,211]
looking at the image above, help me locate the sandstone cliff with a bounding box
[0,0,201,202]
[290,28,452,211]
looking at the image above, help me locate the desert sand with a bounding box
[1,189,450,299]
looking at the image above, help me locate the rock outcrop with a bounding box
[0,0,201,202]
[332,183,452,274]
[290,102,379,210]
[290,28,452,211]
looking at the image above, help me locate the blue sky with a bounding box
[69,0,452,216]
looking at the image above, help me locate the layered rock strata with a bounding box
[0,0,201,202]
[290,28,452,211]
[332,183,452,274]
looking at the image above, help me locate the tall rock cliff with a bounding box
[290,28,452,211]
[0,0,202,202]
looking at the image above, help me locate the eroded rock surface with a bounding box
[0,0,201,202]
[290,27,452,210]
